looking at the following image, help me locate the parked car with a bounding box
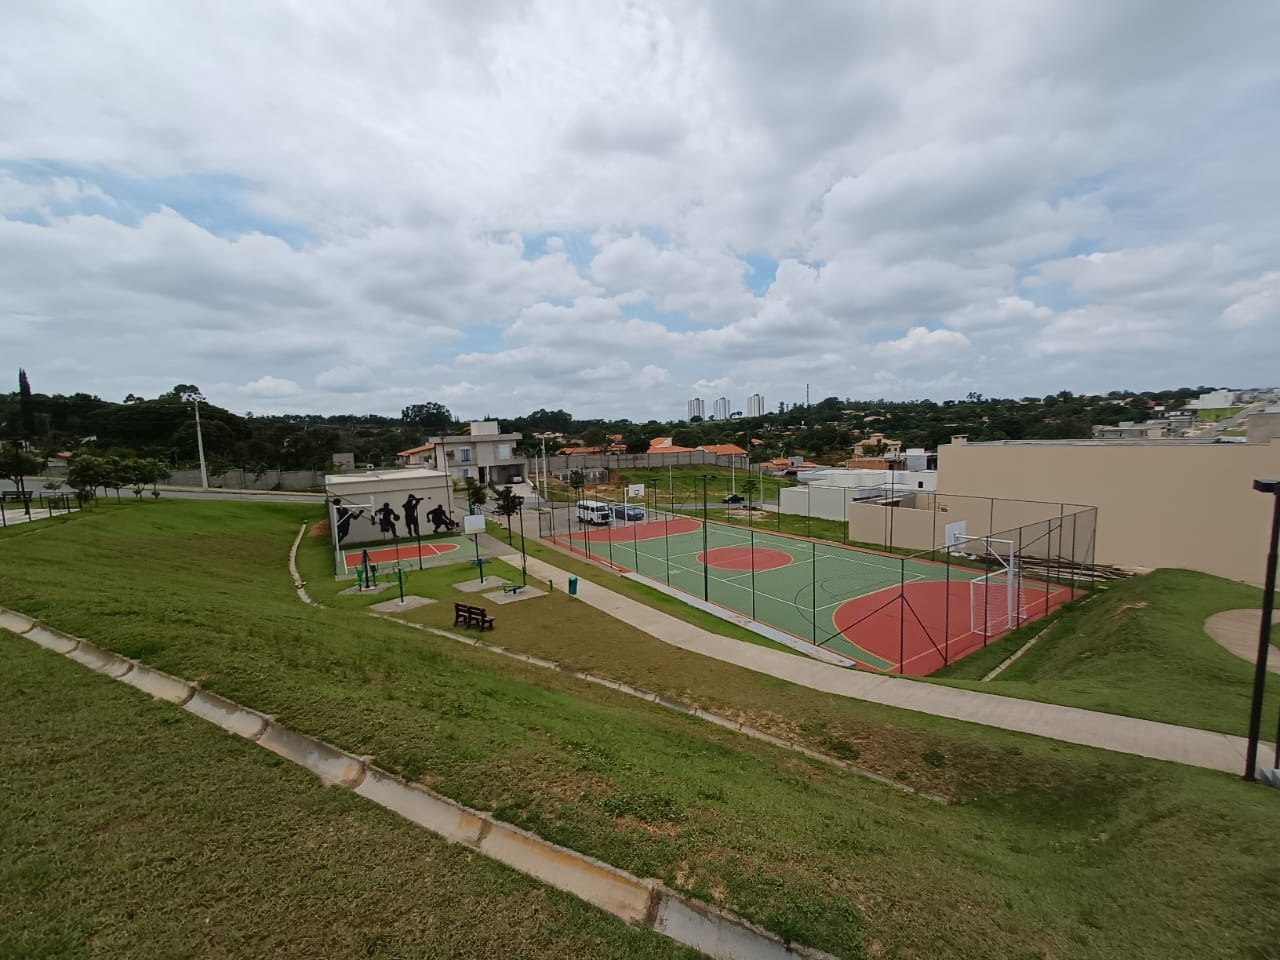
[611,504,646,521]
[509,475,524,484]
[721,493,745,504]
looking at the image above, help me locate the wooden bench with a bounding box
[501,584,524,595]
[2,490,33,504]
[453,602,495,630]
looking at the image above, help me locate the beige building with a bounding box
[428,420,526,484]
[933,436,1280,585]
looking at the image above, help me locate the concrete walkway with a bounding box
[1205,609,1280,675]
[511,552,1272,776]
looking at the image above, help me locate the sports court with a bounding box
[551,514,1080,675]
[338,537,466,574]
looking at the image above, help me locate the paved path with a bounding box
[511,552,1272,775]
[1205,609,1280,675]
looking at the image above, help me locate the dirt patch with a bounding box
[309,520,331,538]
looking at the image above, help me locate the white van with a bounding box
[576,499,612,526]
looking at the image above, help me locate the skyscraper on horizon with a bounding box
[713,396,730,420]
[747,393,764,417]
[687,397,705,420]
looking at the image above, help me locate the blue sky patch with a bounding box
[0,161,314,247]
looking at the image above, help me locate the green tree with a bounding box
[579,425,607,449]
[0,441,43,516]
[464,476,488,514]
[401,402,455,434]
[624,433,648,454]
[17,369,35,441]
[100,455,127,502]
[493,485,524,545]
[67,454,105,504]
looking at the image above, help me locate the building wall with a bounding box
[935,438,1280,584]
[1247,412,1280,444]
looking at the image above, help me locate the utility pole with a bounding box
[193,399,209,489]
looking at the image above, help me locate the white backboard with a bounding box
[944,520,968,548]
[627,483,645,498]
[462,514,486,535]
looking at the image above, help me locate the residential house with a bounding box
[427,421,526,484]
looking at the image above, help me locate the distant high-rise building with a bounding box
[687,397,705,420]
[747,393,764,417]
[713,397,730,420]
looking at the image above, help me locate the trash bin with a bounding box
[568,576,579,597]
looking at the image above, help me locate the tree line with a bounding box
[1,370,1222,495]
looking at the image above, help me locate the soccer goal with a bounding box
[954,535,1027,638]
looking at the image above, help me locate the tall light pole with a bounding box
[700,474,714,601]
[1244,478,1279,781]
[193,398,209,489]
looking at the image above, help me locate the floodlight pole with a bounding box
[700,474,713,601]
[1243,478,1279,781]
[518,499,527,586]
[193,399,209,489]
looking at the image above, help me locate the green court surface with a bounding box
[552,515,1076,675]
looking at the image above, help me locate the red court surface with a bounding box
[697,545,793,572]
[343,542,460,571]
[831,580,1078,675]
[556,517,701,543]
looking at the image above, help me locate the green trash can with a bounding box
[568,576,579,597]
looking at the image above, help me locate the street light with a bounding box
[1244,478,1279,782]
[699,474,715,600]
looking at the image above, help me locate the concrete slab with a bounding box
[369,595,437,613]
[453,577,510,593]
[483,586,547,605]
[339,582,395,597]
[1204,608,1280,675]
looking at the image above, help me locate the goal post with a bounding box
[953,535,1026,638]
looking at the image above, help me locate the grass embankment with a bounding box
[0,636,693,960]
[1193,407,1244,422]
[931,570,1279,735]
[3,502,1280,959]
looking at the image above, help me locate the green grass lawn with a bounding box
[614,464,795,502]
[3,501,1280,959]
[0,636,695,960]
[930,570,1279,736]
[1193,407,1244,422]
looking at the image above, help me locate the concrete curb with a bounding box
[354,768,486,844]
[183,688,270,741]
[27,622,80,654]
[476,817,658,924]
[67,639,134,678]
[120,663,195,704]
[0,607,35,635]
[258,721,366,788]
[373,613,949,806]
[0,609,845,960]
[288,522,319,606]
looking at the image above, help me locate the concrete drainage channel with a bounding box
[0,605,842,960]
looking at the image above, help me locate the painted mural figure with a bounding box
[427,503,455,533]
[402,494,423,537]
[330,498,363,543]
[374,501,400,537]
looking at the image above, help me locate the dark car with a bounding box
[611,504,646,521]
[721,493,745,504]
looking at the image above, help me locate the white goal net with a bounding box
[956,536,1027,637]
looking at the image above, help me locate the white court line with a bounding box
[618,543,920,616]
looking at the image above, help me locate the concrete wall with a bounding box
[1247,412,1280,444]
[936,438,1280,584]
[167,467,326,490]
[780,485,854,522]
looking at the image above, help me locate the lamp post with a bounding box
[700,474,714,600]
[1244,478,1279,782]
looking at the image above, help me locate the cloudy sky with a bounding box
[4,1,1278,420]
